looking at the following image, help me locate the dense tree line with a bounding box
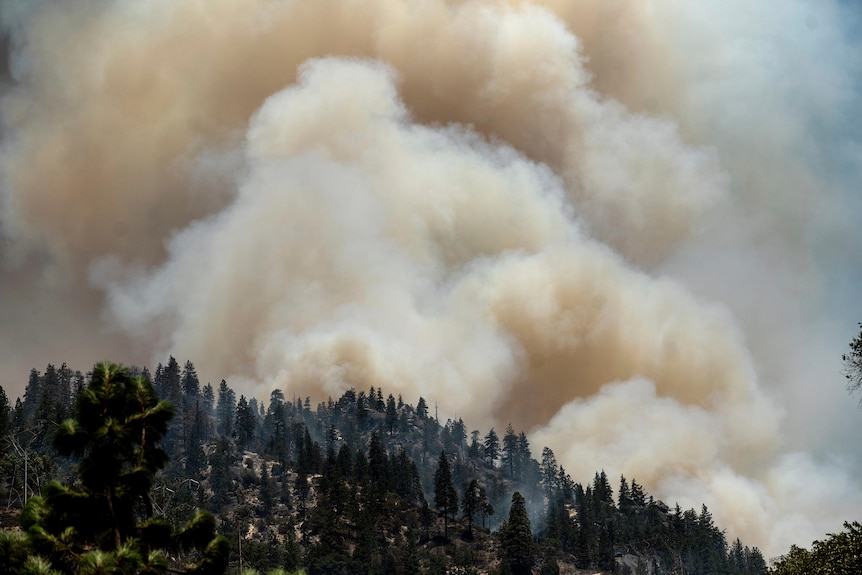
[0,359,781,574]
[0,363,228,574]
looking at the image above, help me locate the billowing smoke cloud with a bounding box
[2,0,861,557]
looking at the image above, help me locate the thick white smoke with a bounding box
[1,0,861,557]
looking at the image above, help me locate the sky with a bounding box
[1,0,862,558]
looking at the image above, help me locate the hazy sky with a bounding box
[1,0,861,557]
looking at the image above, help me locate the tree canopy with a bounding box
[0,362,229,574]
[769,522,862,575]
[842,324,862,403]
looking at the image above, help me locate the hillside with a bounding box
[0,360,769,575]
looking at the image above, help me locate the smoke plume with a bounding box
[2,0,862,556]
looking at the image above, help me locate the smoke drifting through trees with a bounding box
[1,0,861,557]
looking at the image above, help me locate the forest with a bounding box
[0,358,854,574]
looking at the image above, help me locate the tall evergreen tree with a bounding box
[0,385,10,459]
[185,401,207,476]
[483,428,500,466]
[540,447,558,495]
[21,368,41,423]
[235,395,256,451]
[162,357,182,406]
[516,432,532,482]
[161,357,183,457]
[461,479,487,537]
[201,383,215,420]
[501,491,535,575]
[367,432,390,496]
[433,450,458,539]
[181,361,200,401]
[416,397,428,419]
[385,394,398,434]
[451,418,467,453]
[1,362,229,574]
[592,470,614,507]
[216,380,235,438]
[501,424,518,478]
[468,430,481,459]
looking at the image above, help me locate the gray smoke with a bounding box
[1,0,861,556]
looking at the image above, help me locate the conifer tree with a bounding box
[501,491,535,575]
[215,380,235,437]
[540,447,558,495]
[181,361,200,401]
[22,368,41,423]
[0,362,229,574]
[184,401,207,476]
[433,450,458,539]
[201,383,215,420]
[451,418,466,453]
[0,384,10,450]
[235,395,257,451]
[502,424,518,478]
[416,397,428,419]
[468,430,481,458]
[483,428,500,466]
[385,394,398,434]
[618,475,631,512]
[630,478,646,507]
[462,479,482,536]
[516,432,531,481]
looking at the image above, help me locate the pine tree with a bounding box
[434,450,458,539]
[0,385,10,452]
[385,394,398,434]
[161,357,183,456]
[592,470,614,507]
[1,362,229,574]
[451,418,466,453]
[368,431,390,497]
[483,428,500,466]
[202,383,215,420]
[747,546,767,574]
[21,368,41,423]
[516,432,531,482]
[162,356,182,406]
[184,401,207,476]
[618,474,631,512]
[501,491,535,575]
[216,380,236,437]
[630,478,646,507]
[416,397,428,419]
[540,447,558,495]
[356,391,369,428]
[468,430,481,458]
[181,360,200,401]
[501,424,518,478]
[234,395,256,451]
[462,479,483,537]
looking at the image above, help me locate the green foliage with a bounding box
[483,428,500,466]
[770,522,862,575]
[462,479,486,536]
[433,450,458,539]
[0,362,229,575]
[4,359,789,575]
[500,492,534,575]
